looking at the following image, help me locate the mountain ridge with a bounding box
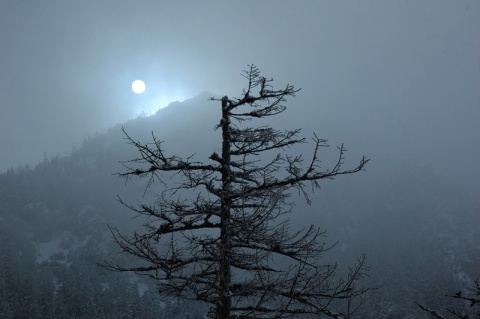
[0,93,479,318]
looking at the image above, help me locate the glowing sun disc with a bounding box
[132,80,146,94]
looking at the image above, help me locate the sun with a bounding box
[131,80,146,94]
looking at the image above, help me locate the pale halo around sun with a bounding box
[131,80,146,94]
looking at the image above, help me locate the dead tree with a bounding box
[416,279,480,319]
[103,65,371,319]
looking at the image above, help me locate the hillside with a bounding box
[0,92,479,318]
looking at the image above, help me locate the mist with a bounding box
[1,1,479,318]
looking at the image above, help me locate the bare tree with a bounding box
[416,279,480,319]
[103,65,371,319]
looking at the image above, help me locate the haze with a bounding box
[1,1,479,198]
[1,1,480,317]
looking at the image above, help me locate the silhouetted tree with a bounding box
[416,279,480,319]
[103,65,371,319]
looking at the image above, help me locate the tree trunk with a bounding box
[218,96,232,319]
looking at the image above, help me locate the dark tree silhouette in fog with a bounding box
[103,65,370,319]
[416,279,480,319]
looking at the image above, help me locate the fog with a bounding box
[1,1,479,194]
[1,1,479,318]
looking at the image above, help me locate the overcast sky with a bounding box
[1,1,479,196]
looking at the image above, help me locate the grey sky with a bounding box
[1,1,479,196]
